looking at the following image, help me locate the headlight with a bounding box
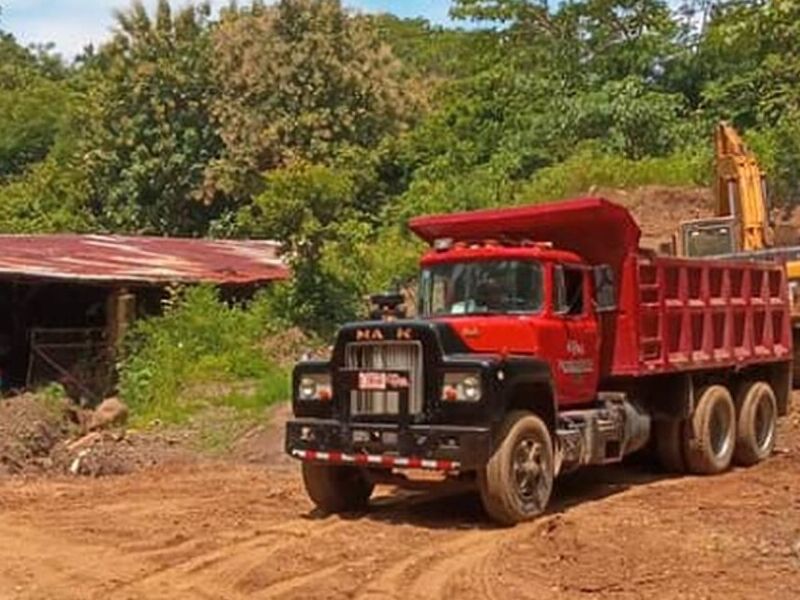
[441,372,482,402]
[297,373,332,401]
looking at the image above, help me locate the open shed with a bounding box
[0,235,289,401]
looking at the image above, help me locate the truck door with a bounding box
[552,265,599,405]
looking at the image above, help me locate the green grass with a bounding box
[119,285,290,429]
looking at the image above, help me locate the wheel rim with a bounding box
[513,437,546,505]
[754,393,776,452]
[709,399,733,458]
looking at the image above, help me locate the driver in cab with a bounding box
[451,278,506,314]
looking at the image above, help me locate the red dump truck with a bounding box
[285,198,792,524]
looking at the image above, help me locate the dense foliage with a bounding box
[2,0,800,336]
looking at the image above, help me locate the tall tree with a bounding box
[77,0,225,235]
[207,0,415,200]
[242,162,369,334]
[699,0,800,126]
[452,0,680,86]
[0,31,69,179]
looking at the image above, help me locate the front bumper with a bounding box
[285,418,492,471]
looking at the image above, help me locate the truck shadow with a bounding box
[313,461,681,531]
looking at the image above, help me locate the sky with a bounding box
[0,0,456,58]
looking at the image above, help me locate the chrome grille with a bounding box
[345,341,424,415]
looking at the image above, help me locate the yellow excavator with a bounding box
[674,122,800,382]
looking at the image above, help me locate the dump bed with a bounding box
[608,252,791,377]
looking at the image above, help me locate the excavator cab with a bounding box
[678,216,738,257]
[674,123,770,259]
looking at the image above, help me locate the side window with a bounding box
[593,264,617,312]
[553,265,585,316]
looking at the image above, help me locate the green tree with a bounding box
[0,155,92,233]
[207,0,416,200]
[699,0,800,127]
[77,0,226,235]
[0,31,70,179]
[366,14,494,81]
[241,163,371,335]
[452,0,681,85]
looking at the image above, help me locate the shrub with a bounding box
[118,285,289,425]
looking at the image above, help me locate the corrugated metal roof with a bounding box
[0,235,289,285]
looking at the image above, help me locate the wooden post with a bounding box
[106,287,136,352]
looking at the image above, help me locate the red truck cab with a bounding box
[419,243,601,406]
[286,198,792,524]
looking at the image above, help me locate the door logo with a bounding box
[566,340,585,357]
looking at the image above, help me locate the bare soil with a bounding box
[0,394,189,478]
[0,395,798,600]
[603,184,800,251]
[0,394,72,476]
[593,186,715,250]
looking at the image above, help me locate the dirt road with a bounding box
[1,402,799,600]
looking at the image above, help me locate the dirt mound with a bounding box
[54,430,190,477]
[0,394,74,475]
[598,184,800,251]
[592,185,715,250]
[0,394,189,478]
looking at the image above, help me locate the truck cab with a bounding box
[417,242,604,406]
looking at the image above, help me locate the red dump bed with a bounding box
[410,198,792,379]
[610,252,792,378]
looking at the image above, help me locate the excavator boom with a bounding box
[713,122,770,251]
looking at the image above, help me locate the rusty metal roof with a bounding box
[0,235,289,285]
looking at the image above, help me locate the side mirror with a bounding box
[593,265,617,313]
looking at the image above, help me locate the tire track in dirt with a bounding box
[249,562,347,598]
[354,517,558,600]
[111,519,352,598]
[0,518,148,597]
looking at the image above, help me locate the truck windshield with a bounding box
[418,260,543,317]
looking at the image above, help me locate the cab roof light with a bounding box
[433,237,555,251]
[434,238,454,251]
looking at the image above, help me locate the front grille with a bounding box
[345,341,424,416]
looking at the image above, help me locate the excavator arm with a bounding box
[712,122,771,251]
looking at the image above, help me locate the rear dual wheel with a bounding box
[682,385,736,474]
[655,382,777,475]
[734,382,777,466]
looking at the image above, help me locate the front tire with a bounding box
[734,381,777,466]
[301,463,374,514]
[683,385,736,475]
[478,411,554,526]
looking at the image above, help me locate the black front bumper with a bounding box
[285,418,492,471]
